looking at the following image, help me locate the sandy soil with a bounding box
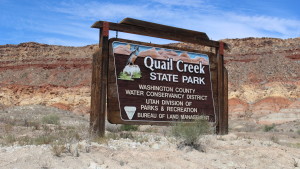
[0,105,299,169]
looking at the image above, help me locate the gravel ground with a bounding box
[0,105,299,169]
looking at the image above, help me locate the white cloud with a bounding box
[18,17,99,42]
[54,2,157,20]
[228,14,300,37]
[48,0,300,45]
[2,0,299,46]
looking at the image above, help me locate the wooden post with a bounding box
[217,41,228,134]
[224,68,229,134]
[90,22,109,137]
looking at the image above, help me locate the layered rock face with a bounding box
[0,38,299,123]
[0,42,96,114]
[223,38,299,123]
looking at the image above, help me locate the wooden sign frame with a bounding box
[91,18,228,136]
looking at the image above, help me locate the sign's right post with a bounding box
[216,41,228,134]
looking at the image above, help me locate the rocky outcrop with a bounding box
[252,97,292,115]
[171,38,300,123]
[0,38,299,123]
[0,42,95,114]
[228,98,249,118]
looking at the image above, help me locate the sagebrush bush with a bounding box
[270,135,279,143]
[34,134,55,145]
[171,119,210,148]
[3,134,16,145]
[42,114,60,125]
[51,142,66,157]
[264,124,275,132]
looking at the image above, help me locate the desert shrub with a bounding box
[4,124,13,133]
[297,129,300,135]
[133,135,149,143]
[51,142,66,157]
[42,114,60,125]
[34,134,55,145]
[42,124,52,134]
[143,127,158,133]
[294,143,300,148]
[106,132,120,140]
[18,136,34,145]
[120,132,134,139]
[106,124,121,133]
[24,120,41,130]
[0,117,16,125]
[270,135,279,144]
[92,132,120,144]
[93,136,109,144]
[120,124,139,131]
[293,158,298,167]
[171,119,210,149]
[264,124,275,132]
[3,134,16,145]
[57,129,81,143]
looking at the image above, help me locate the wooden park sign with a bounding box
[91,18,228,136]
[111,40,216,122]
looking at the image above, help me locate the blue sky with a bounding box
[1,0,299,46]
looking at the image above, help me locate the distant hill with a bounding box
[0,38,299,124]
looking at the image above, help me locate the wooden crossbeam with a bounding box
[92,18,227,48]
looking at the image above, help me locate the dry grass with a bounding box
[4,124,13,133]
[120,124,139,131]
[2,117,159,148]
[42,114,60,125]
[0,113,85,148]
[51,142,66,157]
[2,134,16,145]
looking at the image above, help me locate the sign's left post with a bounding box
[90,22,109,137]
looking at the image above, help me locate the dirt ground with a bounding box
[0,105,299,169]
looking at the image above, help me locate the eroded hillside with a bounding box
[0,38,299,123]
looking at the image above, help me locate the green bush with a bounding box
[120,124,139,131]
[264,124,275,132]
[42,114,60,125]
[297,129,300,135]
[171,119,210,149]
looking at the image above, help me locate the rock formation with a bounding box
[0,38,299,123]
[172,38,300,123]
